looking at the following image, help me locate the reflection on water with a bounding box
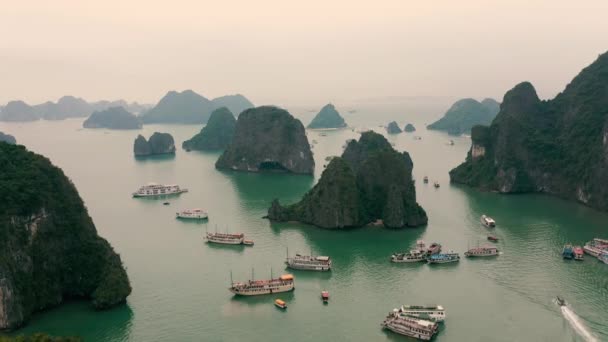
[134,154,176,162]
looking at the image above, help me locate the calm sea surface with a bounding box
[1,102,607,341]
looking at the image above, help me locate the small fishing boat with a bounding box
[573,246,584,260]
[319,132,327,137]
[163,202,170,206]
[427,252,460,264]
[415,240,426,252]
[426,242,441,256]
[487,235,499,242]
[481,215,496,227]
[449,140,454,146]
[556,296,566,306]
[465,246,499,257]
[562,244,574,259]
[274,299,287,309]
[286,249,332,271]
[206,232,252,246]
[423,176,429,184]
[433,181,440,188]
[321,291,329,303]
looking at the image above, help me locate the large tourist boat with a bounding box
[562,244,574,259]
[176,209,208,220]
[464,246,499,257]
[206,232,253,245]
[583,238,608,257]
[391,249,427,263]
[381,310,439,341]
[427,252,460,264]
[132,183,188,197]
[286,251,331,271]
[398,305,446,323]
[481,215,496,227]
[229,274,295,296]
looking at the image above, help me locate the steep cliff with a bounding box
[267,131,427,228]
[427,98,500,135]
[141,90,214,124]
[386,121,402,134]
[307,104,347,129]
[216,106,314,174]
[83,107,142,130]
[0,144,131,330]
[182,107,236,151]
[450,52,608,210]
[133,133,176,156]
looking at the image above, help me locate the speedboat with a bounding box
[481,215,496,227]
[487,235,499,242]
[556,296,566,306]
[321,291,329,303]
[274,299,287,309]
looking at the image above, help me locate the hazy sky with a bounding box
[1,0,607,106]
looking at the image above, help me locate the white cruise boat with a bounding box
[132,183,188,197]
[481,215,496,227]
[464,246,499,257]
[399,305,446,323]
[176,209,208,220]
[391,250,427,263]
[583,238,608,257]
[286,254,331,271]
[381,310,439,341]
[206,232,244,245]
[229,274,295,296]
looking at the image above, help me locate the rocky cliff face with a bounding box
[427,98,500,135]
[216,106,314,174]
[450,52,608,210]
[404,123,416,132]
[0,132,16,144]
[267,131,427,228]
[83,106,142,129]
[307,104,347,129]
[386,121,402,134]
[133,133,176,156]
[182,107,236,151]
[0,144,131,330]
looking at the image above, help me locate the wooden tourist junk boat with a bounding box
[464,246,499,257]
[285,249,332,271]
[176,208,208,220]
[321,291,329,303]
[398,305,446,323]
[132,183,188,197]
[229,273,295,296]
[206,232,254,246]
[391,240,430,263]
[573,246,584,260]
[427,252,460,264]
[381,310,439,341]
[583,238,608,257]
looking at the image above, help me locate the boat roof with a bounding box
[315,256,330,261]
[275,299,285,305]
[280,274,294,281]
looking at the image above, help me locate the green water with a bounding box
[1,106,607,341]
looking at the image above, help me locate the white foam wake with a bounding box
[560,306,598,342]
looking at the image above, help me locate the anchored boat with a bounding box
[398,305,446,323]
[481,215,496,227]
[274,299,287,309]
[465,246,499,257]
[321,290,329,303]
[285,249,331,271]
[381,310,439,341]
[583,238,608,257]
[176,209,208,220]
[573,246,584,260]
[433,181,440,188]
[426,242,442,256]
[423,176,429,184]
[206,232,253,246]
[562,244,574,259]
[229,273,294,296]
[391,250,427,263]
[427,252,460,264]
[132,183,188,197]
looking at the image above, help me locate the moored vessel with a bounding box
[573,246,584,260]
[423,176,429,184]
[487,235,499,242]
[481,215,496,227]
[381,310,439,341]
[562,243,574,259]
[176,209,208,220]
[132,183,188,197]
[391,250,427,263]
[426,242,442,256]
[321,290,329,303]
[465,246,499,257]
[286,253,331,271]
[229,274,295,296]
[433,181,440,188]
[206,232,247,245]
[274,299,287,309]
[427,252,460,264]
[398,305,446,323]
[583,238,608,257]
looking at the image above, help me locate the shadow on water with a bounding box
[134,154,176,162]
[10,302,134,341]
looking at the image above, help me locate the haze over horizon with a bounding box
[2,0,607,106]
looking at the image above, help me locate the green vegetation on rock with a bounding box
[307,104,347,129]
[386,121,402,134]
[0,132,16,144]
[133,132,176,156]
[216,106,314,174]
[427,98,499,135]
[83,106,142,130]
[450,52,608,211]
[182,107,236,151]
[0,144,131,330]
[267,131,427,228]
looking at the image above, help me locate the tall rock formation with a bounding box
[0,144,131,330]
[133,132,176,156]
[216,106,314,174]
[450,52,608,210]
[267,131,427,228]
[83,107,142,129]
[386,121,402,134]
[427,98,500,135]
[210,94,254,116]
[141,90,214,124]
[307,104,347,129]
[0,101,39,122]
[182,107,236,151]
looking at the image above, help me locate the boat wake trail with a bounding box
[560,306,598,342]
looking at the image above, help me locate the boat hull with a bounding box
[207,239,244,245]
[382,322,434,341]
[286,263,331,271]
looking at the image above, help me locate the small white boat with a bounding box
[381,310,439,340]
[176,209,208,220]
[464,246,499,257]
[481,215,496,227]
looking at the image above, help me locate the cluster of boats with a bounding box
[422,176,440,188]
[381,305,446,340]
[132,183,210,221]
[563,238,608,264]
[391,240,499,265]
